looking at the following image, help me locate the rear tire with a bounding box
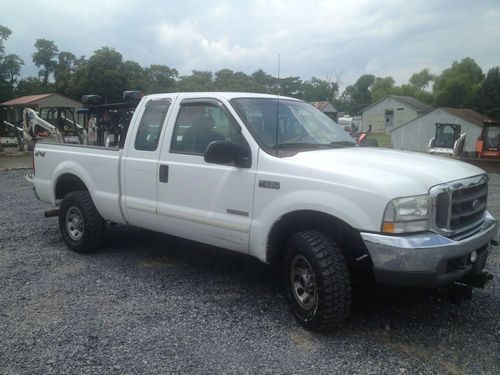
[284,230,351,330]
[58,191,105,253]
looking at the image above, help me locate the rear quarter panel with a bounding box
[33,143,125,223]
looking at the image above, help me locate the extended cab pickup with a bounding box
[30,92,497,330]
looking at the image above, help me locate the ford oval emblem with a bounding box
[472,199,480,209]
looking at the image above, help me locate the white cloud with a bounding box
[1,0,499,88]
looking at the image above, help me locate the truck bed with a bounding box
[33,142,125,223]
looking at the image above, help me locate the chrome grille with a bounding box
[430,174,489,237]
[450,183,487,229]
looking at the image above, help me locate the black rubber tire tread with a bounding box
[58,190,105,253]
[284,230,351,331]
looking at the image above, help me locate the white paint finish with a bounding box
[247,146,483,261]
[391,109,483,152]
[33,143,125,223]
[33,92,488,265]
[121,97,174,232]
[155,158,255,252]
[155,93,258,253]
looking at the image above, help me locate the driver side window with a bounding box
[171,102,243,155]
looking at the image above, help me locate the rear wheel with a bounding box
[58,191,105,253]
[284,230,351,330]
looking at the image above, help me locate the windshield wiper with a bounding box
[329,141,356,148]
[272,142,333,149]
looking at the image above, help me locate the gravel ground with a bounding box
[0,169,499,374]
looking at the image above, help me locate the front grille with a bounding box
[450,183,487,229]
[432,175,488,236]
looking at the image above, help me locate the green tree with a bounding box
[339,74,375,114]
[145,64,178,94]
[433,57,484,107]
[75,47,127,102]
[54,51,76,96]
[301,77,338,102]
[475,67,500,119]
[0,25,12,54]
[123,60,147,92]
[1,54,24,86]
[0,25,23,101]
[213,69,263,92]
[409,68,435,91]
[371,76,396,102]
[177,70,214,92]
[15,77,47,97]
[67,56,89,100]
[251,69,277,93]
[32,39,59,85]
[279,76,303,97]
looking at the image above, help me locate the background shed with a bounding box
[361,95,433,133]
[1,94,82,110]
[309,101,338,122]
[390,108,492,152]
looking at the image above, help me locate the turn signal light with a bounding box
[382,222,395,233]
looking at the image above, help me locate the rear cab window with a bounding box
[134,99,171,151]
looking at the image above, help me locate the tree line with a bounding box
[1,25,499,119]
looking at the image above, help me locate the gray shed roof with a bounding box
[309,101,337,113]
[361,95,434,114]
[390,107,493,132]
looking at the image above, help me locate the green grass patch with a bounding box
[367,132,392,148]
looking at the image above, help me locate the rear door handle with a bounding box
[159,165,169,183]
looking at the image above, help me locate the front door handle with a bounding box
[159,164,169,183]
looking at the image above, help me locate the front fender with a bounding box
[249,189,386,262]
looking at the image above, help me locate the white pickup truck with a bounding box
[29,92,497,330]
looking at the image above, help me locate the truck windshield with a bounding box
[231,98,355,150]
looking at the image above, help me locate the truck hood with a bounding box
[285,147,485,197]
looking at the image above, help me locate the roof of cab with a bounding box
[144,92,300,101]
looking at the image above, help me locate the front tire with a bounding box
[284,230,351,330]
[58,191,105,253]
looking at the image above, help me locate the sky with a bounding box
[1,0,499,89]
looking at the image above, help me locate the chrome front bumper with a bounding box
[361,212,497,287]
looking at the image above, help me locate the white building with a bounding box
[361,95,433,133]
[391,107,492,153]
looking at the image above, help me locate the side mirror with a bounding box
[204,141,251,168]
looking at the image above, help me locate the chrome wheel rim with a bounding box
[290,255,317,311]
[66,206,84,241]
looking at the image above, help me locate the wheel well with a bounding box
[266,210,370,268]
[55,174,88,200]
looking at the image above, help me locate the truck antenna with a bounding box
[275,54,281,156]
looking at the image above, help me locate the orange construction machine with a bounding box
[476,121,500,159]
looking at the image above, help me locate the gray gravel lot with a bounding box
[1,169,499,374]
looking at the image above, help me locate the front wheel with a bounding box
[284,230,351,330]
[58,191,105,253]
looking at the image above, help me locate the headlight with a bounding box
[382,195,431,233]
